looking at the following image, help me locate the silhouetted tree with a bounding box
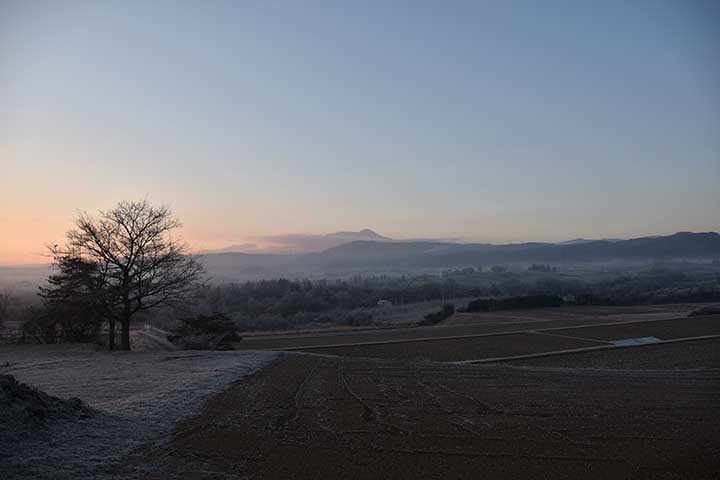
[48,200,204,350]
[38,256,106,343]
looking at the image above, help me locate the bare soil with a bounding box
[254,315,720,364]
[0,373,92,434]
[549,315,720,342]
[508,337,720,369]
[303,333,600,362]
[122,353,720,479]
[236,305,712,352]
[236,319,608,350]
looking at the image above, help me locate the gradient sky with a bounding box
[1,1,719,265]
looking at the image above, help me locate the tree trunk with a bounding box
[121,318,131,351]
[120,299,132,351]
[108,318,116,351]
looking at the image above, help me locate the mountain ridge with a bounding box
[197,231,720,280]
[5,232,718,285]
[198,229,394,254]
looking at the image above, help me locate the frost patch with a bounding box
[0,347,277,479]
[611,336,661,346]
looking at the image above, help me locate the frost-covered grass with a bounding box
[0,345,277,479]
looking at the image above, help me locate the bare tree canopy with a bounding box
[47,199,204,350]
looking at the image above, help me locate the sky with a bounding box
[1,0,719,265]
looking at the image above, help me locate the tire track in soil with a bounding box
[120,354,720,480]
[338,358,411,435]
[411,367,605,462]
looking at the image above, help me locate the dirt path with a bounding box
[122,354,720,479]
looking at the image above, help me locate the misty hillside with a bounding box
[319,241,456,257]
[310,232,720,268]
[198,232,720,280]
[5,232,719,286]
[325,229,392,242]
[199,229,393,254]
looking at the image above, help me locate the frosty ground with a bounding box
[0,345,277,480]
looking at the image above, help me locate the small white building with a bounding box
[377,299,393,308]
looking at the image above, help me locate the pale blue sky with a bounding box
[1,1,719,263]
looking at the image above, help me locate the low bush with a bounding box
[21,309,59,344]
[173,313,236,337]
[169,313,242,350]
[420,303,455,326]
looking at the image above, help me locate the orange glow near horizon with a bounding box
[0,216,260,265]
[0,218,67,265]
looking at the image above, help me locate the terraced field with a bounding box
[124,344,720,479]
[116,304,720,479]
[236,304,719,364]
[236,304,701,351]
[296,314,719,362]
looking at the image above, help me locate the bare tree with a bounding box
[49,200,204,350]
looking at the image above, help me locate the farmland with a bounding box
[3,303,719,479]
[234,304,714,358]
[124,341,719,479]
[121,303,720,479]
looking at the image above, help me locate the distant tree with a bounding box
[528,264,556,272]
[47,200,205,350]
[0,291,9,330]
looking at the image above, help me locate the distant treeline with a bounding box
[195,278,482,317]
[3,265,719,338]
[188,268,720,331]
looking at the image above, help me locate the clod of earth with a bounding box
[0,374,93,424]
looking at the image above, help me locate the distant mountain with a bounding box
[198,231,720,280]
[320,240,454,257]
[559,238,622,245]
[325,229,392,243]
[199,229,394,255]
[198,243,264,255]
